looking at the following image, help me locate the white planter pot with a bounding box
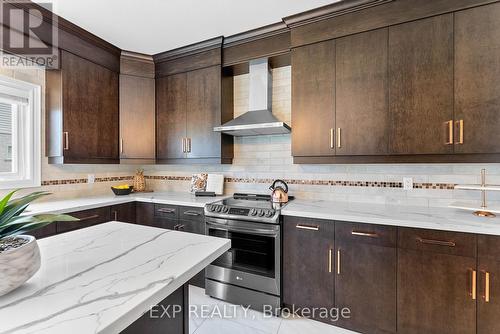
[0,235,41,296]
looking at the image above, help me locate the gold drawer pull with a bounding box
[417,237,456,247]
[328,249,332,273]
[296,224,319,231]
[158,208,176,214]
[77,214,99,222]
[472,270,477,300]
[445,120,453,145]
[63,131,69,150]
[456,120,464,145]
[351,231,378,238]
[485,271,491,303]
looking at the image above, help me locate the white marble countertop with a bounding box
[282,200,500,236]
[0,222,230,334]
[26,191,228,215]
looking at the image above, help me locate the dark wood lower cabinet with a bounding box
[56,207,111,234]
[397,249,476,334]
[477,234,500,334]
[111,202,137,223]
[282,216,335,322]
[335,223,397,334]
[27,223,57,239]
[122,284,188,334]
[136,202,155,226]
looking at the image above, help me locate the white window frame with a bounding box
[0,75,41,189]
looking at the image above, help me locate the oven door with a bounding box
[205,217,280,295]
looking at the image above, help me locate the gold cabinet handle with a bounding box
[330,128,334,149]
[417,237,456,247]
[63,131,69,150]
[337,249,341,275]
[328,249,333,273]
[296,224,319,231]
[352,231,378,238]
[485,271,491,303]
[113,211,118,221]
[472,270,477,300]
[188,138,192,153]
[182,138,186,153]
[120,139,124,154]
[456,120,464,145]
[445,120,453,145]
[337,128,341,148]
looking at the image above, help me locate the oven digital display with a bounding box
[228,208,250,216]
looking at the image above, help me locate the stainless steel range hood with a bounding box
[214,58,291,136]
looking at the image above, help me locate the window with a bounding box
[0,75,41,189]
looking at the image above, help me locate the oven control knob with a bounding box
[208,205,214,212]
[258,210,265,217]
[216,206,222,212]
[249,209,257,216]
[222,206,229,213]
[265,210,274,217]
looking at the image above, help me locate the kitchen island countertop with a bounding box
[0,222,230,334]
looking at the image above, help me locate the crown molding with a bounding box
[153,36,223,63]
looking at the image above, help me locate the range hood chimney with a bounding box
[213,58,291,136]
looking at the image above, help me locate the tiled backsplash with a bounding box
[3,65,500,208]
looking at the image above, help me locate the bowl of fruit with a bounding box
[111,184,134,196]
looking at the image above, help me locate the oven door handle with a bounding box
[206,221,279,237]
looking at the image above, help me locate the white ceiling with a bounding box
[33,0,337,54]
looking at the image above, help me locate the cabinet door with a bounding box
[336,28,389,156]
[283,216,335,320]
[119,75,155,160]
[398,249,476,334]
[136,202,154,226]
[156,73,187,160]
[62,51,119,161]
[455,3,500,154]
[335,223,396,333]
[26,224,57,239]
[388,15,453,155]
[186,66,221,159]
[291,40,335,157]
[478,259,500,334]
[110,202,136,223]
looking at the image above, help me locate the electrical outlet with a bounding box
[403,177,413,190]
[87,174,95,184]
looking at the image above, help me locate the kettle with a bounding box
[270,179,289,204]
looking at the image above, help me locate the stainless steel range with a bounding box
[204,193,290,312]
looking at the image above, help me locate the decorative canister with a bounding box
[133,169,146,192]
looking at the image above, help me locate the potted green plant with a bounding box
[0,190,78,296]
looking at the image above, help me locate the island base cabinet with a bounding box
[121,284,188,334]
[478,260,500,334]
[397,249,476,334]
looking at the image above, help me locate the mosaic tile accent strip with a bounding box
[41,175,456,190]
[41,176,133,186]
[144,175,456,190]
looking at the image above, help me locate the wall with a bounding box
[145,66,500,208]
[0,66,137,201]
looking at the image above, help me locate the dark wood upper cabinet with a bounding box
[156,73,187,160]
[335,222,397,334]
[397,228,477,334]
[388,14,454,155]
[186,66,222,159]
[291,40,335,157]
[454,2,500,154]
[46,50,119,164]
[335,28,389,156]
[119,52,156,163]
[283,216,335,321]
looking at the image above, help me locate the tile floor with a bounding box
[189,286,358,334]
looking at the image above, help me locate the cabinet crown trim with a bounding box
[283,0,394,28]
[154,36,223,63]
[223,22,289,48]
